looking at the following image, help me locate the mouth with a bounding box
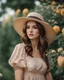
[28,34,34,36]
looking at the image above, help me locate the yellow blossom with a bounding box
[62,28,64,35]
[61,8,64,16]
[57,47,63,52]
[51,1,56,6]
[22,8,29,15]
[15,9,21,15]
[57,56,64,67]
[53,25,60,34]
[56,9,61,14]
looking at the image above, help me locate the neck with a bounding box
[30,38,39,51]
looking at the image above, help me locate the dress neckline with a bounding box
[27,55,43,60]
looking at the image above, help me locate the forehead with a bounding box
[26,20,36,25]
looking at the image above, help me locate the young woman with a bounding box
[8,12,56,80]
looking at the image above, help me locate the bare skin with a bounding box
[14,68,24,80]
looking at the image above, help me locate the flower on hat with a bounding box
[61,8,64,16]
[22,8,29,15]
[15,9,21,15]
[51,1,56,6]
[57,47,63,53]
[53,25,60,34]
[61,28,64,35]
[57,56,64,67]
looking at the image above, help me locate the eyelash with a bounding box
[26,26,30,29]
[26,26,37,29]
[33,26,37,29]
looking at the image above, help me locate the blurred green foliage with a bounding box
[0,19,22,80]
[0,0,35,16]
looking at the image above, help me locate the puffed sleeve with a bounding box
[8,43,27,69]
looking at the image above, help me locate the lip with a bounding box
[28,34,34,36]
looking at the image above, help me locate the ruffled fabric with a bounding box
[26,56,47,74]
[8,43,27,68]
[8,43,48,80]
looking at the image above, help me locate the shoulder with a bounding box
[11,42,26,56]
[8,42,27,68]
[15,43,26,56]
[15,42,25,47]
[14,43,26,50]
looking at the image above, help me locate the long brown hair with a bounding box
[22,21,49,71]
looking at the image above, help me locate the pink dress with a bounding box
[8,43,47,80]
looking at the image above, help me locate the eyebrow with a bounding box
[26,24,37,26]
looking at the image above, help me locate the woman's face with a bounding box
[26,21,40,40]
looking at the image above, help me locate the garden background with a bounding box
[0,0,64,80]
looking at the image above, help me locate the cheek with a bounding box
[34,30,40,36]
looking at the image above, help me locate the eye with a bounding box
[26,25,30,29]
[33,25,38,29]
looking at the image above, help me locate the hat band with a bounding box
[28,16,42,21]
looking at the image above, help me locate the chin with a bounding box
[29,37,34,39]
[28,35,39,40]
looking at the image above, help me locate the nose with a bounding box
[29,28,33,33]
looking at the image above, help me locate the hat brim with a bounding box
[13,17,56,45]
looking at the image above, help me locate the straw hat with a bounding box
[13,12,56,45]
